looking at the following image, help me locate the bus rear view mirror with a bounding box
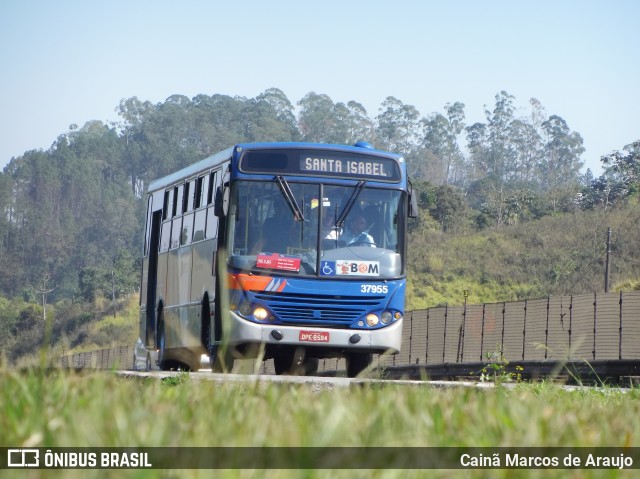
[408,180,418,218]
[409,193,418,218]
[214,184,230,217]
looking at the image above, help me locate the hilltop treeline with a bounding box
[0,87,638,305]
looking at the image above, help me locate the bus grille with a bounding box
[250,291,386,326]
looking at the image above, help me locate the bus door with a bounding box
[145,210,162,349]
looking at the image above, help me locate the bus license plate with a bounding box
[299,330,330,343]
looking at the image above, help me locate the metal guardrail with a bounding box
[389,290,640,368]
[57,291,640,374]
[58,346,132,370]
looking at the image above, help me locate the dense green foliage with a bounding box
[407,203,640,309]
[0,295,138,365]
[0,87,638,363]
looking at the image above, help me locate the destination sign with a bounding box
[240,149,402,182]
[300,157,389,178]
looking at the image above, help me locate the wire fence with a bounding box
[56,291,640,372]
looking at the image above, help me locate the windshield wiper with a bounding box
[335,180,366,228]
[276,175,305,222]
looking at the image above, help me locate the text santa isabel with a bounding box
[302,156,389,177]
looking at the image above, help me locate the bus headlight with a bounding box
[253,307,269,321]
[239,301,252,317]
[381,311,393,324]
[365,313,379,327]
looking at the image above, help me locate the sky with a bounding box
[1,0,638,175]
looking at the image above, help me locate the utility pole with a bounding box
[112,267,116,318]
[604,227,611,293]
[35,273,56,323]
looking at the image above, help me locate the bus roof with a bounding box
[147,146,234,193]
[147,142,404,193]
[236,142,404,163]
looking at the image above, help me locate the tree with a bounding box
[344,101,375,143]
[116,97,156,196]
[255,88,300,141]
[601,140,640,196]
[465,121,489,179]
[298,92,339,143]
[375,96,422,175]
[297,93,373,145]
[406,179,438,233]
[421,102,466,184]
[578,174,627,210]
[540,115,585,188]
[509,118,542,183]
[429,185,467,231]
[478,91,514,181]
[539,115,585,213]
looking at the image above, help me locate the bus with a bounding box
[139,142,417,377]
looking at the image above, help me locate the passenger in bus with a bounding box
[342,214,376,247]
[321,208,341,240]
[320,208,344,249]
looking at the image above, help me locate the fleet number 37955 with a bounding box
[360,284,388,294]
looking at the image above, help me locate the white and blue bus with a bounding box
[139,142,417,377]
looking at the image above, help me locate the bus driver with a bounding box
[342,214,375,247]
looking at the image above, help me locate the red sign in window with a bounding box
[256,253,301,272]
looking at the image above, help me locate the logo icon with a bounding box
[8,449,39,468]
[321,261,335,276]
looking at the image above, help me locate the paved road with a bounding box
[117,370,632,392]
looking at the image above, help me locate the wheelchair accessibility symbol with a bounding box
[320,261,335,276]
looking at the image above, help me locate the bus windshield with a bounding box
[226,180,405,279]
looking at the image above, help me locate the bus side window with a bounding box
[205,171,219,238]
[171,187,178,217]
[201,174,210,208]
[194,176,204,209]
[174,185,184,218]
[193,209,206,242]
[184,180,194,213]
[163,190,171,221]
[207,171,216,205]
[181,212,194,246]
[192,174,209,242]
[160,219,171,252]
[144,196,153,256]
[171,215,182,249]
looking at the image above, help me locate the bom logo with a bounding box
[336,260,379,277]
[320,260,380,277]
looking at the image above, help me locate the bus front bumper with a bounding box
[225,311,403,354]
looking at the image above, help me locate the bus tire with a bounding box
[156,311,168,370]
[346,352,371,378]
[303,357,319,375]
[273,350,291,375]
[274,348,319,376]
[201,295,211,351]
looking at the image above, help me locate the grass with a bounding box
[1,369,639,478]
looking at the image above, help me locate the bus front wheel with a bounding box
[346,352,372,378]
[274,347,319,376]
